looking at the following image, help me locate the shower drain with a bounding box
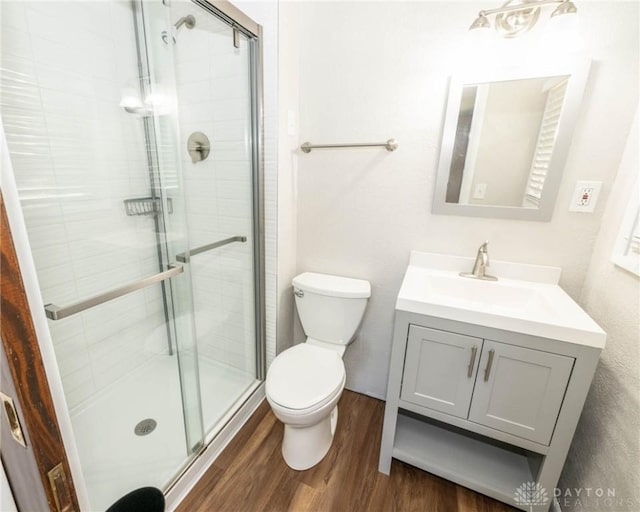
[134,418,157,436]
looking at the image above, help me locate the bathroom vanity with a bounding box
[379,252,606,512]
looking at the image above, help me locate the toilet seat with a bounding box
[266,344,345,413]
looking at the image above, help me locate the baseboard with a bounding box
[345,385,385,401]
[165,383,266,511]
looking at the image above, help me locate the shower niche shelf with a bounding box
[124,197,163,216]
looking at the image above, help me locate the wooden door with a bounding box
[401,325,482,419]
[468,340,574,445]
[1,193,80,511]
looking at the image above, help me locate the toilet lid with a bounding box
[266,344,345,411]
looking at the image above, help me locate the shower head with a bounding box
[162,14,196,45]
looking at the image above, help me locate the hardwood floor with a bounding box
[178,390,518,512]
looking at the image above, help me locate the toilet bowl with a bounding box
[266,343,345,470]
[265,272,370,470]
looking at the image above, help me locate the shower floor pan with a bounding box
[70,355,256,511]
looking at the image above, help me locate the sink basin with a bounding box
[428,274,545,311]
[396,251,606,348]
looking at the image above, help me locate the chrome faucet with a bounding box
[460,241,497,281]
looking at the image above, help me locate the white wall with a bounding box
[0,0,169,408]
[291,1,639,398]
[276,0,301,354]
[558,111,640,511]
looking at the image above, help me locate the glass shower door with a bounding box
[134,0,208,458]
[162,0,262,437]
[1,0,263,505]
[0,0,203,509]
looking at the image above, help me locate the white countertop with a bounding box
[396,252,606,349]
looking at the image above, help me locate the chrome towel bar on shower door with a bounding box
[176,235,247,263]
[300,138,398,153]
[44,264,184,321]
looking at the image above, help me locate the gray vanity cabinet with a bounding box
[401,326,482,419]
[380,311,602,512]
[401,328,574,445]
[468,340,574,445]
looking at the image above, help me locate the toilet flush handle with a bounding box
[294,289,304,298]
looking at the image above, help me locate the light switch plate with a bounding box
[569,181,602,213]
[473,183,487,200]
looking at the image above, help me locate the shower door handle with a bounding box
[44,264,184,320]
[176,235,247,263]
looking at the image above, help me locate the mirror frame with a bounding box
[433,58,591,221]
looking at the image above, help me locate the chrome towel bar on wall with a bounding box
[44,264,184,320]
[300,138,398,153]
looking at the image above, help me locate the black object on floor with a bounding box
[105,487,165,512]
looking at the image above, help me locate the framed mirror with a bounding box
[433,59,590,221]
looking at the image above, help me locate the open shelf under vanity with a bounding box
[393,411,543,506]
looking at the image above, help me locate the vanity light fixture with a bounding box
[469,0,577,38]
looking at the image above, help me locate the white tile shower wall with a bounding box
[172,0,278,370]
[0,1,169,408]
[292,1,639,398]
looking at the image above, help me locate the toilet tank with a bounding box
[293,272,371,346]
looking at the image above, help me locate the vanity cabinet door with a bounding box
[468,340,574,445]
[401,326,482,419]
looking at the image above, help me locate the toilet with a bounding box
[266,272,371,470]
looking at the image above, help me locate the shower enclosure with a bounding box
[0,0,263,509]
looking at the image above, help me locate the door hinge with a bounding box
[48,463,74,512]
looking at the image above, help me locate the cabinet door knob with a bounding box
[484,349,495,382]
[467,346,478,378]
